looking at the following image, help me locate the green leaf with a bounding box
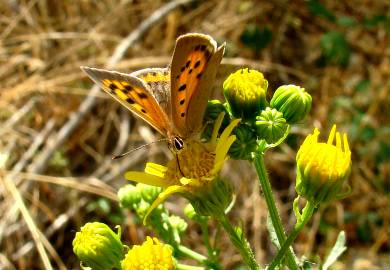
[233,265,250,270]
[320,31,351,66]
[240,24,272,52]
[363,14,390,28]
[376,141,390,163]
[307,0,336,22]
[301,259,315,270]
[337,16,357,27]
[361,126,376,141]
[321,231,347,270]
[355,79,370,92]
[266,213,281,249]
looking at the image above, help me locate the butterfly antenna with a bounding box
[112,138,168,160]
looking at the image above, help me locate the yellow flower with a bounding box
[121,236,174,270]
[125,113,240,221]
[296,125,351,205]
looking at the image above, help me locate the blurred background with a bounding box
[0,0,389,269]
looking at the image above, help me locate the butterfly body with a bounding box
[82,33,225,152]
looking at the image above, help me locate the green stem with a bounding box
[178,245,208,263]
[252,153,300,270]
[268,201,316,270]
[199,219,214,257]
[177,263,205,270]
[199,219,222,269]
[218,214,262,270]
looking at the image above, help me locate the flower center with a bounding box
[165,140,215,183]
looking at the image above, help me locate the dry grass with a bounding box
[0,0,389,269]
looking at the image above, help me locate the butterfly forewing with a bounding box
[170,33,225,137]
[81,66,171,136]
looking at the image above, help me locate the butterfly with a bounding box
[81,33,225,153]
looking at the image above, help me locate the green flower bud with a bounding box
[202,100,230,140]
[184,204,208,222]
[270,85,312,124]
[72,222,124,270]
[228,123,257,160]
[204,100,229,121]
[117,184,141,209]
[136,183,162,203]
[255,107,289,144]
[296,125,351,205]
[223,68,268,120]
[184,177,234,218]
[167,215,188,234]
[135,200,152,220]
[183,204,197,220]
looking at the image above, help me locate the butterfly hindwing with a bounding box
[132,68,171,116]
[170,33,225,137]
[81,66,171,136]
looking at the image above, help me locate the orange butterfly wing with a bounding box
[170,33,225,138]
[81,66,172,136]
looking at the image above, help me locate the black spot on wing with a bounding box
[141,108,147,113]
[186,60,191,68]
[179,99,185,105]
[126,97,135,104]
[109,83,117,92]
[204,50,211,60]
[196,73,202,79]
[137,92,148,99]
[123,85,133,93]
[178,84,186,91]
[181,112,185,117]
[194,60,201,68]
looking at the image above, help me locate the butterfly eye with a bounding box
[173,136,185,151]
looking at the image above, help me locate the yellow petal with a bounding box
[145,162,168,178]
[124,171,170,188]
[327,125,336,145]
[219,118,240,146]
[143,185,188,225]
[210,112,226,147]
[211,135,236,175]
[343,133,350,155]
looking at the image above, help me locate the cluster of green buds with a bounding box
[205,68,312,159]
[118,183,187,239]
[117,183,162,220]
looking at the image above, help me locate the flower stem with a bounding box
[199,219,221,266]
[252,152,300,270]
[268,201,316,270]
[177,263,205,270]
[178,245,208,263]
[218,214,262,270]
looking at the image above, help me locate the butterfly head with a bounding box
[169,136,185,152]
